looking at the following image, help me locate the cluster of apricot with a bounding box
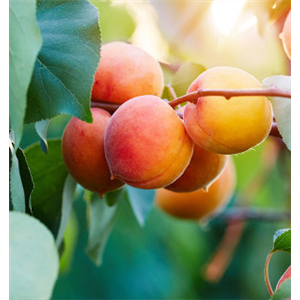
[62,41,273,221]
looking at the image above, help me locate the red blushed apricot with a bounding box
[155,157,236,220]
[280,9,300,60]
[62,108,124,196]
[91,41,164,104]
[104,95,194,189]
[184,66,273,154]
[166,143,228,192]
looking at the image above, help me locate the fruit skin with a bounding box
[155,156,236,220]
[184,66,273,154]
[104,95,194,189]
[280,9,300,60]
[62,108,124,196]
[91,41,164,104]
[276,265,291,290]
[166,143,228,192]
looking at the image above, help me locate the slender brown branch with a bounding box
[166,84,178,100]
[168,88,291,108]
[216,207,290,222]
[91,101,120,114]
[92,92,283,139]
[204,140,281,283]
[204,220,245,283]
[265,251,275,296]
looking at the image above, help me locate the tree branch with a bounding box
[216,207,290,222]
[91,89,285,139]
[265,252,275,296]
[91,101,120,114]
[168,88,291,108]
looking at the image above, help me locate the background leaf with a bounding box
[9,211,59,300]
[86,192,123,266]
[271,278,291,300]
[24,139,68,238]
[262,75,291,150]
[9,0,42,148]
[90,0,136,43]
[25,0,101,124]
[35,119,51,153]
[55,175,77,247]
[272,228,291,253]
[162,62,206,101]
[171,62,206,97]
[126,186,156,227]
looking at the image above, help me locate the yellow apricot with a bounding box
[184,66,273,154]
[280,10,291,60]
[155,157,236,220]
[104,95,194,189]
[91,41,164,104]
[166,143,228,192]
[62,108,124,197]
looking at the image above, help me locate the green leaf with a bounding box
[105,187,126,206]
[9,148,26,213]
[9,211,59,300]
[9,0,42,148]
[272,228,291,253]
[24,139,68,237]
[172,62,206,97]
[262,75,291,150]
[55,175,77,247]
[86,192,123,265]
[35,119,51,153]
[15,148,34,214]
[126,186,156,227]
[271,278,291,300]
[25,0,101,124]
[90,0,135,43]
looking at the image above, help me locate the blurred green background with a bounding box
[20,0,291,299]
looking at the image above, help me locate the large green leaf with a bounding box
[9,0,42,148]
[262,75,291,150]
[24,139,69,237]
[25,0,101,124]
[9,212,59,300]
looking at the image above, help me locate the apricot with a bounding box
[280,9,300,60]
[184,66,273,154]
[155,157,236,220]
[104,95,194,189]
[91,41,164,104]
[276,265,291,290]
[166,143,228,193]
[62,108,124,196]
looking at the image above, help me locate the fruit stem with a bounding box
[264,251,275,296]
[168,88,291,108]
